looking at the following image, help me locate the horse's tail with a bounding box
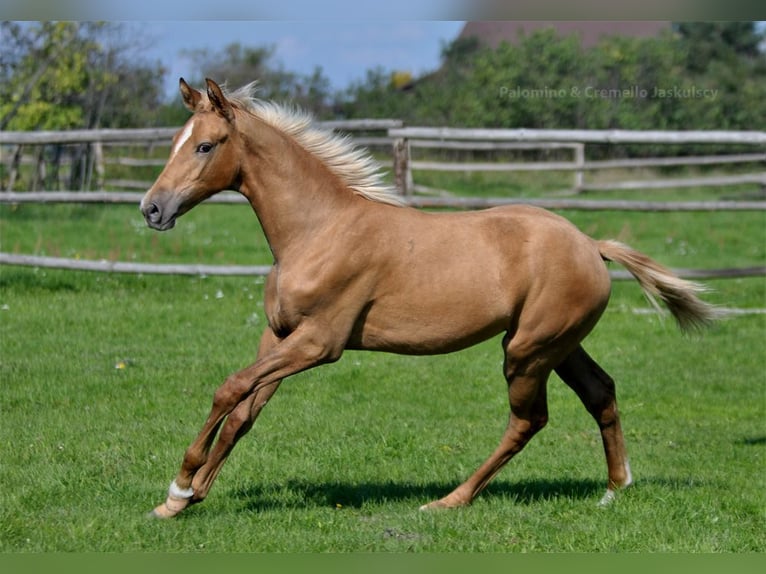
[598,239,719,333]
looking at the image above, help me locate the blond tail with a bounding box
[598,240,719,333]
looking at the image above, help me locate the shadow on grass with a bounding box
[230,477,606,512]
[0,268,81,293]
[740,436,766,446]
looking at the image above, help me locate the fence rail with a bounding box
[2,191,765,212]
[0,119,404,146]
[2,252,762,281]
[388,127,766,145]
[390,126,766,196]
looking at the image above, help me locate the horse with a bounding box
[140,78,717,518]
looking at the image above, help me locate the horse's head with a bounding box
[141,78,240,231]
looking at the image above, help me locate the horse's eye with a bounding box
[196,142,214,154]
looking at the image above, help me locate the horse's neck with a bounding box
[237,117,356,261]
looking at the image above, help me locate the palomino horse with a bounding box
[141,78,716,518]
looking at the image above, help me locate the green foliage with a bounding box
[2,22,88,130]
[341,23,766,138]
[0,22,166,131]
[182,42,334,118]
[675,21,764,73]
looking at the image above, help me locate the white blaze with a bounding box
[141,120,195,212]
[171,120,195,159]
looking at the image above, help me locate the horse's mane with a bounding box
[223,82,404,207]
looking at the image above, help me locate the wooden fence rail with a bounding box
[389,126,766,196]
[387,127,766,145]
[2,191,765,212]
[2,253,762,281]
[0,119,404,146]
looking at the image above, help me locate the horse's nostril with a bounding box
[144,202,161,223]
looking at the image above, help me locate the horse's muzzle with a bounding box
[140,201,177,231]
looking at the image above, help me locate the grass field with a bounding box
[1,182,764,552]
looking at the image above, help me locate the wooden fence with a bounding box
[0,119,402,192]
[5,123,763,197]
[1,125,765,280]
[389,127,766,197]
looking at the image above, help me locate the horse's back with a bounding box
[383,203,609,292]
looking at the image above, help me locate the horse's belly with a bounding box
[346,290,511,355]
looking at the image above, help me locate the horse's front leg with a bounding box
[150,324,339,518]
[150,329,282,519]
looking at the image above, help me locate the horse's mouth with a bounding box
[147,217,177,231]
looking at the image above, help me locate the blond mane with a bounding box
[222,82,404,207]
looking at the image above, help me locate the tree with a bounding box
[340,67,411,120]
[1,22,166,131]
[180,42,334,117]
[1,22,168,190]
[340,23,765,145]
[672,22,766,133]
[2,22,90,131]
[674,21,765,73]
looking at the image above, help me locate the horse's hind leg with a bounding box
[421,333,552,510]
[554,345,632,504]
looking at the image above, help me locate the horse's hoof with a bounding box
[148,495,190,519]
[147,503,176,519]
[598,475,633,507]
[598,489,617,507]
[419,496,468,511]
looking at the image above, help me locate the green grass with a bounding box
[1,194,764,552]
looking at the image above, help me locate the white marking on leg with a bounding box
[171,120,195,159]
[168,479,194,499]
[598,460,633,507]
[598,489,616,506]
[623,459,633,487]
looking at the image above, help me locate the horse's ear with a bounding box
[179,78,202,112]
[206,78,235,123]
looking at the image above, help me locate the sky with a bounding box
[137,21,466,98]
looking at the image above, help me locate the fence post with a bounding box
[5,145,23,191]
[573,143,585,194]
[92,142,105,190]
[32,146,46,191]
[393,137,412,197]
